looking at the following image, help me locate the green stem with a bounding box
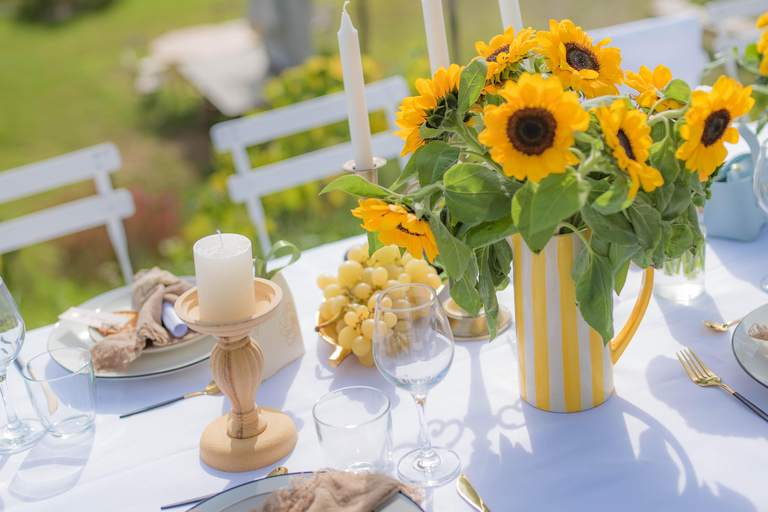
[406,182,443,201]
[647,108,686,127]
[576,145,601,176]
[448,112,503,173]
[557,221,592,255]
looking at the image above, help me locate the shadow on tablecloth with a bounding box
[8,427,95,502]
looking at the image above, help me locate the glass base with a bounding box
[761,275,768,293]
[0,418,45,454]
[397,447,461,487]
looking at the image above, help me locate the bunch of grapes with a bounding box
[316,243,443,366]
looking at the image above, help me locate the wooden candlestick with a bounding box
[174,278,298,472]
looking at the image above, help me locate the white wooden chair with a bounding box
[590,11,707,92]
[0,143,136,284]
[210,75,411,253]
[707,0,768,78]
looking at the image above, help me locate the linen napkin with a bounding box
[90,267,192,373]
[256,471,421,512]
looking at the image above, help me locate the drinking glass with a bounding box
[22,348,96,438]
[313,386,392,473]
[0,277,44,453]
[372,283,460,487]
[753,138,768,291]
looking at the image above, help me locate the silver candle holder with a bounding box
[342,156,387,185]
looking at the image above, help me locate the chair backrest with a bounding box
[0,143,136,283]
[211,75,411,253]
[707,0,766,78]
[590,11,706,92]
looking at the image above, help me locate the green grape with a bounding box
[355,305,369,318]
[383,312,398,328]
[317,273,338,289]
[397,273,412,284]
[319,300,333,320]
[405,259,428,280]
[323,283,343,299]
[372,267,389,287]
[352,282,372,300]
[351,335,371,356]
[360,267,375,286]
[338,326,359,349]
[330,295,349,315]
[361,319,375,339]
[347,245,367,263]
[338,260,364,286]
[344,311,359,327]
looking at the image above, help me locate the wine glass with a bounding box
[372,283,460,487]
[0,277,44,453]
[753,138,768,291]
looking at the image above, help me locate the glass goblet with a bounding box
[0,277,45,453]
[372,283,460,487]
[753,137,768,291]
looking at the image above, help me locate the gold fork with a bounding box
[677,348,768,423]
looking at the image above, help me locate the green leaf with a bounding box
[649,133,681,184]
[614,259,631,295]
[419,123,445,139]
[476,246,499,339]
[666,224,694,258]
[529,171,591,233]
[627,198,662,251]
[581,202,637,246]
[429,216,472,279]
[390,145,423,191]
[572,248,614,344]
[593,178,633,214]
[407,141,461,187]
[746,42,761,62]
[367,230,384,257]
[443,163,520,223]
[490,240,513,290]
[512,181,555,253]
[661,79,691,104]
[661,181,692,221]
[321,175,396,198]
[458,59,488,115]
[465,217,518,248]
[449,254,482,317]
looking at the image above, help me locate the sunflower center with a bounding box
[506,107,557,156]
[564,42,599,71]
[701,109,731,147]
[617,129,636,161]
[486,44,511,63]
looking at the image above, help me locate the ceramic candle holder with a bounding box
[174,278,297,472]
[342,156,386,186]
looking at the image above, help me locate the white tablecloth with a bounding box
[3,229,768,511]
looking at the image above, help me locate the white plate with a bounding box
[732,302,768,388]
[48,279,216,380]
[191,472,422,512]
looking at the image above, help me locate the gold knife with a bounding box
[457,473,491,512]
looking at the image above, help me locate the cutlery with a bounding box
[160,466,289,509]
[120,380,221,419]
[702,317,742,332]
[677,347,768,422]
[457,473,491,512]
[15,356,58,415]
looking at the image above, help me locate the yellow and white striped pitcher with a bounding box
[510,232,654,413]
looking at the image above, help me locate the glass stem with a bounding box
[0,370,21,433]
[413,395,438,469]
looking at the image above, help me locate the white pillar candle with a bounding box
[193,233,257,322]
[421,0,451,75]
[338,1,374,172]
[498,0,523,32]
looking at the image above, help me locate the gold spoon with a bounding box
[702,318,743,332]
[120,380,221,418]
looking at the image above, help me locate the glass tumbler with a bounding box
[22,348,96,438]
[313,386,392,473]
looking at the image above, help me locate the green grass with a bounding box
[0,0,653,328]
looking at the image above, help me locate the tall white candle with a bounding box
[421,0,450,75]
[498,0,523,32]
[338,1,374,172]
[193,233,257,322]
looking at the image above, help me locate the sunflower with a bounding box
[592,100,663,199]
[475,26,537,94]
[535,19,623,98]
[623,65,684,112]
[477,73,589,182]
[758,12,768,75]
[675,75,754,180]
[351,198,438,262]
[394,64,463,156]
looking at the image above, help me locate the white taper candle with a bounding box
[338,1,374,172]
[498,0,523,32]
[193,233,257,322]
[421,0,450,75]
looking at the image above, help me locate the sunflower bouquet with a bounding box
[322,19,755,342]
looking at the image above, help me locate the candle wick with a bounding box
[342,0,349,14]
[216,229,224,249]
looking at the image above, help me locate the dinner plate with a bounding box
[732,302,768,388]
[191,472,422,512]
[48,279,216,379]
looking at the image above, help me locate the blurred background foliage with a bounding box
[0,0,752,328]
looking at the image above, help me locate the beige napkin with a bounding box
[90,267,192,373]
[748,323,768,341]
[256,471,421,512]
